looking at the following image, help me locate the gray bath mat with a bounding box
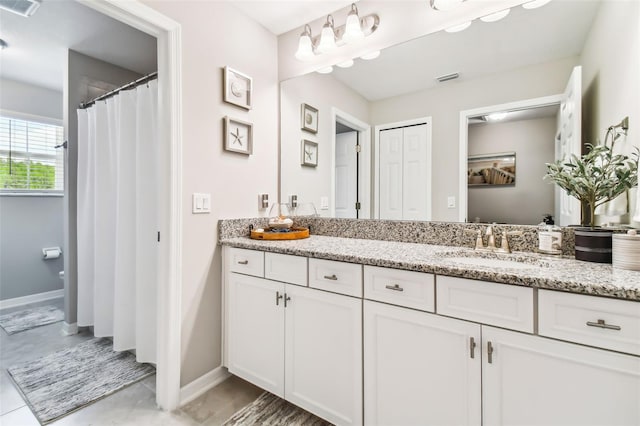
[223,391,332,426]
[0,305,64,335]
[8,337,155,424]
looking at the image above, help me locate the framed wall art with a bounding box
[468,152,516,186]
[301,139,318,167]
[301,103,318,134]
[223,116,253,155]
[223,66,252,110]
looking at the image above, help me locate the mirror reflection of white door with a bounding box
[335,131,358,218]
[379,123,430,220]
[555,65,582,226]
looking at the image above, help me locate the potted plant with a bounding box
[545,127,639,263]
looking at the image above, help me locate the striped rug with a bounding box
[8,337,155,424]
[223,391,332,426]
[0,305,64,335]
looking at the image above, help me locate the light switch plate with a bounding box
[193,193,211,214]
[320,196,329,210]
[447,196,456,209]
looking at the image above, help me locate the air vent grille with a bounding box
[0,0,41,17]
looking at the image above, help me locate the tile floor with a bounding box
[0,298,264,425]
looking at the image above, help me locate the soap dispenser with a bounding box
[538,214,562,255]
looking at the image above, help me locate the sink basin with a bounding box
[436,251,551,270]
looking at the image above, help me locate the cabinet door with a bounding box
[227,273,285,397]
[364,300,481,426]
[284,285,363,426]
[483,326,640,426]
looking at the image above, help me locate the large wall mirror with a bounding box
[280,0,639,225]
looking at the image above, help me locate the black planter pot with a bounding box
[574,228,613,263]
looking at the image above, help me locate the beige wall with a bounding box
[281,73,370,215]
[141,1,279,386]
[468,117,556,225]
[370,56,579,222]
[581,0,640,226]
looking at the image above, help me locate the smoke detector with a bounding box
[0,0,41,17]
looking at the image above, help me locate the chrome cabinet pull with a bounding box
[323,274,338,281]
[237,260,248,265]
[276,291,283,306]
[487,341,494,364]
[470,337,476,359]
[586,319,621,331]
[284,294,291,308]
[385,283,404,292]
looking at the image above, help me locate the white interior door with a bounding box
[335,131,358,218]
[556,65,582,226]
[379,128,403,220]
[402,124,429,220]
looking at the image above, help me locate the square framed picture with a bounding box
[301,139,318,167]
[224,116,253,155]
[223,66,252,110]
[301,103,319,134]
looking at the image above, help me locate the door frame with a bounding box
[78,0,183,410]
[458,95,563,223]
[330,108,371,218]
[374,117,433,220]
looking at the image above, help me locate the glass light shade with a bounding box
[360,50,380,60]
[480,8,510,22]
[316,66,334,74]
[268,203,293,229]
[337,59,354,68]
[343,12,364,43]
[430,0,465,11]
[295,34,315,61]
[293,202,318,217]
[317,24,337,54]
[445,21,472,33]
[522,0,552,9]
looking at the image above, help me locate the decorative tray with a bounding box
[250,226,310,240]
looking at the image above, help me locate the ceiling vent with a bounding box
[436,72,460,83]
[0,0,41,17]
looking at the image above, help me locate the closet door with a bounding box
[402,124,429,220]
[379,128,403,220]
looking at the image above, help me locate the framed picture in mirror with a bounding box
[301,139,318,167]
[468,152,516,186]
[223,66,252,110]
[301,103,318,134]
[223,116,253,155]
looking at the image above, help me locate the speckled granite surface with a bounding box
[218,217,576,255]
[220,234,640,301]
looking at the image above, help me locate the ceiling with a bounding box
[330,0,601,101]
[0,0,157,92]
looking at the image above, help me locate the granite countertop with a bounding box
[221,235,640,301]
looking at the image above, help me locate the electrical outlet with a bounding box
[447,196,456,209]
[259,193,269,210]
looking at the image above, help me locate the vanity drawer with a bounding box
[539,290,640,356]
[309,259,362,297]
[265,252,307,287]
[436,276,534,333]
[364,266,434,312]
[228,248,264,277]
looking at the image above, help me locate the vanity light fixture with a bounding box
[445,21,472,33]
[294,3,380,61]
[480,8,511,22]
[522,0,552,9]
[337,59,355,68]
[360,50,381,60]
[317,66,334,74]
[429,0,466,11]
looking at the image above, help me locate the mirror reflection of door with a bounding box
[335,122,359,219]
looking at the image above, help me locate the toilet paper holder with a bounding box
[42,247,62,260]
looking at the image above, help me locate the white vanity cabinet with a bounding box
[224,247,363,426]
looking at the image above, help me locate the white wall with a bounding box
[370,56,579,222]
[580,0,640,226]
[281,73,370,215]
[0,78,63,120]
[468,117,556,225]
[141,1,279,386]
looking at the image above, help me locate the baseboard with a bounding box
[179,366,231,406]
[0,289,64,310]
[61,321,78,336]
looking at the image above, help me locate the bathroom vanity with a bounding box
[220,220,640,426]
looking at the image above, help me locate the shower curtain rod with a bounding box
[79,71,158,110]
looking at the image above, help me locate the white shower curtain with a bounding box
[77,80,158,363]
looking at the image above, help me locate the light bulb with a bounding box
[480,8,510,22]
[522,0,552,9]
[445,21,472,33]
[343,4,364,43]
[337,59,354,68]
[317,15,337,54]
[487,112,508,121]
[295,33,315,61]
[360,50,380,60]
[317,66,334,74]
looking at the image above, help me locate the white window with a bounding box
[0,115,64,192]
